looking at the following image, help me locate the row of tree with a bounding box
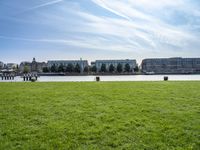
[43,63,89,73]
[97,63,139,73]
[98,63,130,73]
[43,63,139,73]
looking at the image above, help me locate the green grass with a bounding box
[0,82,200,150]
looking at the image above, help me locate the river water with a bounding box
[1,75,200,82]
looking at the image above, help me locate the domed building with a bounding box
[19,58,47,73]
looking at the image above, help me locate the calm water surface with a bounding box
[1,75,200,82]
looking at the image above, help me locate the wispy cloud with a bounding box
[0,35,134,52]
[0,0,200,62]
[16,0,63,15]
[89,0,200,50]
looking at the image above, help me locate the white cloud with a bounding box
[89,0,200,51]
[127,0,183,9]
[1,0,199,60]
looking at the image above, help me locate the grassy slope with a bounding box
[0,82,200,150]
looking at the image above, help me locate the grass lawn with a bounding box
[0,82,200,150]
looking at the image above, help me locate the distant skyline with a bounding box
[0,0,200,63]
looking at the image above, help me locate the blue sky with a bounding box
[0,0,200,63]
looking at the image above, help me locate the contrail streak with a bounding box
[26,0,63,11]
[16,0,63,15]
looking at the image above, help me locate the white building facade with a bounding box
[6,63,18,70]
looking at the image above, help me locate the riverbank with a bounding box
[1,74,200,82]
[0,82,199,149]
[38,72,200,76]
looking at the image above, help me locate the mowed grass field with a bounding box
[0,82,200,150]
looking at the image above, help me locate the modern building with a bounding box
[141,57,200,74]
[92,59,137,73]
[19,58,47,73]
[47,59,89,73]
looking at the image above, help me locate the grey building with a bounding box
[20,58,47,73]
[92,59,137,73]
[47,59,89,73]
[141,57,200,74]
[0,61,4,69]
[6,63,18,70]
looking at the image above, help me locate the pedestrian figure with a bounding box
[35,74,38,81]
[26,75,28,81]
[29,75,31,81]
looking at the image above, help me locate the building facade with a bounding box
[20,58,47,73]
[6,63,18,70]
[47,59,89,73]
[0,61,4,70]
[92,59,137,73]
[141,57,200,74]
